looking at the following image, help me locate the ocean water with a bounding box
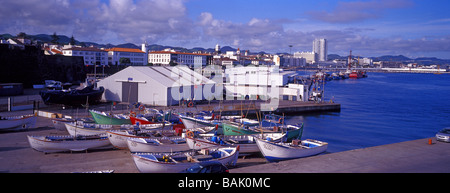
[285,72,450,153]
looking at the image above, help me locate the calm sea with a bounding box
[285,72,450,153]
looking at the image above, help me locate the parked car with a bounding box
[182,161,229,173]
[436,128,450,142]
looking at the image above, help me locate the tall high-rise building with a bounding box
[313,38,327,62]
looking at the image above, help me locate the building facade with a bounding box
[106,47,147,66]
[313,38,327,62]
[63,47,108,66]
[148,50,210,67]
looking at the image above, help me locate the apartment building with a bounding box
[62,47,108,66]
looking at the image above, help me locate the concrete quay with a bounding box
[231,138,450,173]
[1,114,448,173]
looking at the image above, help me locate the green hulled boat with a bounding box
[89,110,132,125]
[222,122,303,142]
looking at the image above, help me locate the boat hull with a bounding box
[255,138,327,162]
[106,130,153,149]
[27,135,113,153]
[40,86,104,106]
[89,110,131,125]
[186,133,285,154]
[0,115,37,131]
[131,147,239,173]
[222,123,303,142]
[127,137,189,153]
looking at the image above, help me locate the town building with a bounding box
[224,66,309,101]
[62,47,108,66]
[293,51,318,64]
[148,49,211,67]
[313,38,327,62]
[97,66,217,106]
[105,47,147,66]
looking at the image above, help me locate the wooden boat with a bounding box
[127,137,188,153]
[131,146,239,173]
[222,122,304,142]
[89,110,132,125]
[0,114,37,131]
[186,132,286,154]
[27,134,113,153]
[51,117,94,130]
[65,122,169,136]
[106,129,176,149]
[255,138,328,162]
[40,85,104,106]
[179,112,242,134]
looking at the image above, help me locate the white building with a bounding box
[313,38,327,62]
[148,50,210,67]
[106,47,147,66]
[62,47,108,66]
[274,55,306,66]
[97,66,218,106]
[224,66,308,101]
[293,51,317,64]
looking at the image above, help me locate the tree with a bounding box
[70,35,76,45]
[119,57,131,65]
[51,32,59,44]
[17,32,27,38]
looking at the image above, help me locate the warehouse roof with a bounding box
[126,66,215,87]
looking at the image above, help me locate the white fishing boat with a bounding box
[27,134,113,153]
[106,130,163,149]
[51,117,94,130]
[131,146,239,173]
[65,122,169,136]
[127,137,188,153]
[186,132,286,154]
[255,138,328,162]
[0,114,37,131]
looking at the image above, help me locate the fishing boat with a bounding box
[222,122,304,142]
[179,112,242,134]
[131,146,239,173]
[127,137,188,153]
[65,122,170,136]
[106,129,177,149]
[51,117,94,130]
[27,134,113,153]
[0,114,37,131]
[89,110,132,125]
[40,85,104,106]
[185,132,287,154]
[255,138,328,162]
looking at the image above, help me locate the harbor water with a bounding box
[286,72,450,153]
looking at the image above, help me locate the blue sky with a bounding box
[1,0,450,58]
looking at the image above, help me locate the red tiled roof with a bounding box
[105,47,145,53]
[149,51,211,56]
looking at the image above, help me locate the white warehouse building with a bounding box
[97,66,218,106]
[224,66,309,102]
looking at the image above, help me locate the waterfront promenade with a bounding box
[0,115,448,173]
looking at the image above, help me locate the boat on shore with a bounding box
[185,132,286,154]
[27,134,113,153]
[131,146,239,173]
[255,138,328,162]
[0,114,37,131]
[65,122,169,136]
[127,137,188,153]
[89,110,132,125]
[51,117,94,131]
[39,85,104,106]
[222,122,304,142]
